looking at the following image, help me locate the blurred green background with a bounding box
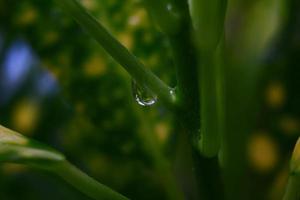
[0,0,299,199]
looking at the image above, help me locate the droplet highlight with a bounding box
[131,79,157,107]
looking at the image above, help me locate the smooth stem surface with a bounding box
[169,26,201,200]
[54,161,129,200]
[283,174,300,200]
[198,47,223,157]
[56,0,176,107]
[168,2,223,199]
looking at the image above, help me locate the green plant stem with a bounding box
[169,18,201,200]
[188,0,227,52]
[0,125,128,200]
[53,161,129,200]
[55,0,176,107]
[174,123,223,200]
[198,47,224,158]
[167,2,223,199]
[283,174,300,200]
[141,0,222,198]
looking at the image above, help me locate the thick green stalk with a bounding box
[167,2,223,199]
[55,0,176,107]
[53,161,129,200]
[198,44,224,158]
[141,1,223,196]
[188,0,227,51]
[174,124,223,200]
[188,0,227,158]
[140,1,219,197]
[169,23,201,200]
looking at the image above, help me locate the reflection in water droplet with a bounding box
[169,87,177,102]
[131,79,157,107]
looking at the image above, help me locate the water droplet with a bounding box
[131,79,157,107]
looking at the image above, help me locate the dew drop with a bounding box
[131,79,157,107]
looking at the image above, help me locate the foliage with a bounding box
[0,0,300,200]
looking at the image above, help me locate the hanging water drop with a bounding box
[131,79,157,107]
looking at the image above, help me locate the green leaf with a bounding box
[283,138,300,200]
[0,125,65,169]
[0,124,129,200]
[290,138,300,175]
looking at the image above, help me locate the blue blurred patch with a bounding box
[0,39,59,105]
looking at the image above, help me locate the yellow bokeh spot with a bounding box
[128,9,147,27]
[266,82,285,108]
[16,7,38,26]
[155,122,170,143]
[12,99,40,135]
[84,56,107,77]
[118,32,134,50]
[248,132,279,173]
[81,0,97,10]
